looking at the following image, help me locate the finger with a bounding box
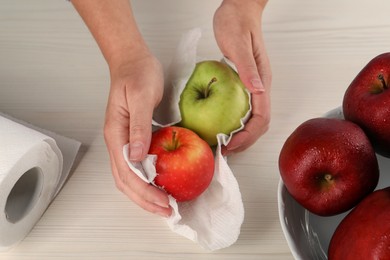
[254,43,272,93]
[223,117,268,155]
[224,35,272,154]
[125,91,155,162]
[227,37,265,94]
[124,66,163,162]
[223,92,270,155]
[104,107,171,216]
[109,149,172,217]
[222,114,269,155]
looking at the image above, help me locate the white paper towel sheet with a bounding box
[124,28,250,251]
[0,113,81,251]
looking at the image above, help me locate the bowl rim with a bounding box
[277,106,343,260]
[277,179,302,260]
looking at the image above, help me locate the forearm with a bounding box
[71,0,149,69]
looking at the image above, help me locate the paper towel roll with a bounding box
[0,116,65,250]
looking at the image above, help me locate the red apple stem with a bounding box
[378,74,388,90]
[171,130,179,150]
[204,77,217,98]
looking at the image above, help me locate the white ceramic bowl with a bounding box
[277,107,390,259]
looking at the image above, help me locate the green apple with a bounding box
[178,60,250,146]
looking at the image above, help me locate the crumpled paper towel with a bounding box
[123,28,251,251]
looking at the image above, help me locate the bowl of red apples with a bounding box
[278,53,390,259]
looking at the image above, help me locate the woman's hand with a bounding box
[104,53,172,217]
[214,0,272,155]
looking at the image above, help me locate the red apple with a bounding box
[278,118,379,216]
[328,187,390,259]
[343,52,390,156]
[148,126,214,202]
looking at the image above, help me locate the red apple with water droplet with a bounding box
[343,52,390,156]
[278,117,379,216]
[328,187,390,259]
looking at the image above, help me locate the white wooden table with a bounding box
[1,0,389,259]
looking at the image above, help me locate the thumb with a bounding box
[128,102,153,162]
[229,50,265,94]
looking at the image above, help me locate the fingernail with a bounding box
[225,139,240,152]
[251,79,265,93]
[154,200,170,209]
[156,205,172,218]
[226,145,238,154]
[157,210,170,218]
[221,146,229,156]
[129,141,144,161]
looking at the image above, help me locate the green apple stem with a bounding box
[203,77,218,98]
[378,74,388,90]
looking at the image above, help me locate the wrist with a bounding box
[221,0,268,13]
[106,37,151,72]
[108,47,160,81]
